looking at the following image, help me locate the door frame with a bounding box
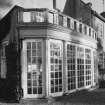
[21,39,45,98]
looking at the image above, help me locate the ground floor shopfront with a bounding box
[21,38,98,98]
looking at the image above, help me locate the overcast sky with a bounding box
[0,0,104,19]
[82,0,105,13]
[0,0,67,19]
[0,0,36,18]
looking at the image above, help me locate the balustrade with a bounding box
[18,9,97,41]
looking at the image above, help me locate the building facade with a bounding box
[68,0,105,83]
[0,0,99,101]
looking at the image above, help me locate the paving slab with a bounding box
[0,89,105,105]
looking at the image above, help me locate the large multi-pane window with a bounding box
[85,49,91,86]
[77,47,84,88]
[66,44,94,90]
[50,40,63,94]
[27,41,43,95]
[22,39,95,98]
[67,44,76,90]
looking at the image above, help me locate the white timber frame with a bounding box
[21,39,45,98]
[48,39,64,97]
[21,38,96,98]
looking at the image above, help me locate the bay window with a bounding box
[67,44,76,90]
[49,40,63,94]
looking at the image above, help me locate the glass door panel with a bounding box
[26,41,43,96]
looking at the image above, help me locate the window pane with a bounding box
[74,21,77,30]
[27,42,31,49]
[59,15,63,26]
[35,12,44,22]
[48,12,54,23]
[23,12,31,22]
[67,44,76,90]
[77,47,84,88]
[50,40,63,93]
[85,48,91,86]
[1,45,7,79]
[79,24,82,33]
[67,18,70,28]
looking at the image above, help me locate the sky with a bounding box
[82,0,105,13]
[0,0,105,19]
[0,0,37,18]
[0,0,67,19]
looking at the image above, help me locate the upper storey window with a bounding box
[23,12,31,22]
[79,24,82,33]
[35,12,44,22]
[84,26,87,35]
[74,21,77,30]
[89,28,91,36]
[22,11,45,23]
[48,12,54,24]
[67,18,70,28]
[59,15,63,26]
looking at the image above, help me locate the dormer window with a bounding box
[23,12,31,22]
[35,12,44,22]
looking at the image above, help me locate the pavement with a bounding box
[0,89,105,105]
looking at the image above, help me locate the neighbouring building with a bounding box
[82,0,105,14]
[68,0,105,84]
[0,0,101,101]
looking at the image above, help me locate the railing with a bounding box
[18,8,97,41]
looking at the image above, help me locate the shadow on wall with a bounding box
[0,11,11,42]
[0,43,22,102]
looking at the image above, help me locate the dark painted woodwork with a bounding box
[0,12,11,42]
[0,6,22,102]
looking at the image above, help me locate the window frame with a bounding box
[49,39,63,96]
[0,41,8,79]
[22,39,45,98]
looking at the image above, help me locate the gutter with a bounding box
[91,10,105,23]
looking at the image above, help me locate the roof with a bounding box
[92,10,105,23]
[0,5,15,20]
[101,12,105,18]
